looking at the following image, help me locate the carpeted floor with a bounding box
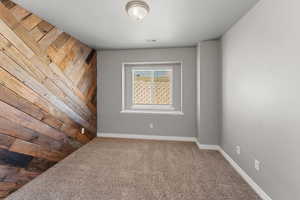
[6,138,261,200]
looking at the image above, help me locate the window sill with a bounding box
[120,110,184,115]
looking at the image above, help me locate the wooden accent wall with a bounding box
[0,0,97,198]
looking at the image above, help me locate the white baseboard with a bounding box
[219,148,272,200]
[195,141,221,150]
[97,132,271,200]
[195,141,272,200]
[98,133,197,142]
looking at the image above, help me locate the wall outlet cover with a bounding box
[236,146,241,155]
[255,160,260,171]
[149,123,154,129]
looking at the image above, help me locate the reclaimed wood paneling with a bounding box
[0,0,97,197]
[21,14,42,31]
[9,139,66,162]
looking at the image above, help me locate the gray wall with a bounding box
[222,0,300,199]
[197,41,222,145]
[98,48,197,137]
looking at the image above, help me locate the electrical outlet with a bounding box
[81,128,85,135]
[255,160,260,171]
[149,123,154,129]
[236,146,241,155]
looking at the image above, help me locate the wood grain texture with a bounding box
[0,19,34,58]
[10,5,30,21]
[0,163,43,195]
[9,139,66,162]
[0,1,97,197]
[21,14,42,31]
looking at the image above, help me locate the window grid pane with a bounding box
[133,70,171,105]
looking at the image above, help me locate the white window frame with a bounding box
[121,61,183,115]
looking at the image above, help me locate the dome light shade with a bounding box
[126,1,150,21]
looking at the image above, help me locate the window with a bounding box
[132,67,172,107]
[122,62,183,115]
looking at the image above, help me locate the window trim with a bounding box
[121,61,183,115]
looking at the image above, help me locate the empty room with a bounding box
[0,0,298,199]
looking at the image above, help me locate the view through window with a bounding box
[133,69,172,105]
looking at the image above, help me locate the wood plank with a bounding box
[0,149,33,168]
[70,61,88,87]
[29,26,44,41]
[10,5,30,22]
[78,58,97,96]
[29,20,54,42]
[0,116,40,141]
[0,67,85,139]
[64,41,92,79]
[0,85,44,120]
[60,124,79,138]
[13,23,51,64]
[87,99,97,114]
[6,168,40,184]
[1,0,16,9]
[0,100,66,141]
[30,56,94,121]
[0,117,70,153]
[0,52,95,131]
[21,14,42,31]
[1,149,57,176]
[0,164,19,180]
[45,74,93,124]
[91,93,97,106]
[0,182,19,191]
[3,168,40,185]
[49,62,89,107]
[33,134,63,152]
[0,67,49,112]
[0,134,15,150]
[0,3,18,29]
[31,56,96,121]
[0,190,9,198]
[0,2,96,197]
[0,35,90,130]
[0,163,43,191]
[0,70,71,135]
[26,157,56,172]
[0,5,50,64]
[9,139,66,162]
[41,116,63,130]
[86,81,97,102]
[36,21,53,35]
[0,87,79,151]
[0,33,45,82]
[51,32,70,50]
[39,27,62,51]
[78,67,94,96]
[0,19,34,58]
[59,42,77,71]
[45,33,72,63]
[51,37,77,67]
[85,49,96,65]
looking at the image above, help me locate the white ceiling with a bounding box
[13,0,259,49]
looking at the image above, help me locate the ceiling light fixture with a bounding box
[126,1,150,21]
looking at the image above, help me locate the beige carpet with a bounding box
[6,138,261,200]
